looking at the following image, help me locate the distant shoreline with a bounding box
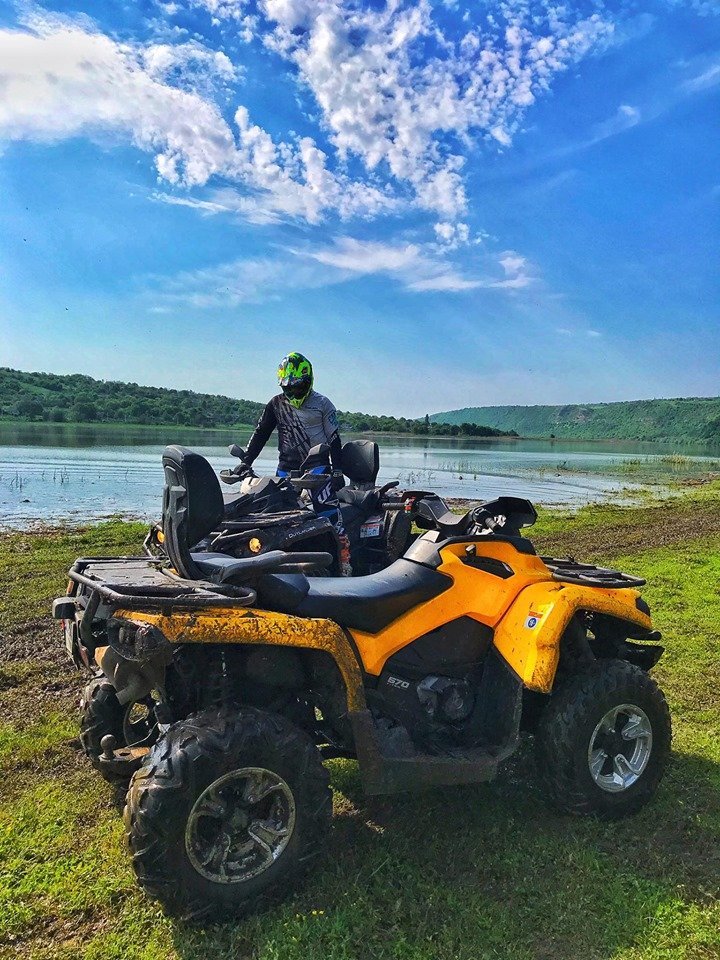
[1,417,717,447]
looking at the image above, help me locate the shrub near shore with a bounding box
[0,487,719,959]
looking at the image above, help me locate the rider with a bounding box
[239,352,351,573]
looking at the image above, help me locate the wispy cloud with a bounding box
[305,239,423,276]
[148,236,536,306]
[682,62,720,93]
[555,326,603,338]
[302,238,534,294]
[147,253,335,308]
[591,104,642,143]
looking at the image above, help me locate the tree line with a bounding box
[0,368,515,437]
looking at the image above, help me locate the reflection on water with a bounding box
[0,422,718,526]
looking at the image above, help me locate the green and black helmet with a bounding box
[277,352,313,408]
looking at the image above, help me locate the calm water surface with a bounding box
[1,423,718,527]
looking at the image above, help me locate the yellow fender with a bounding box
[493,581,653,693]
[113,605,366,712]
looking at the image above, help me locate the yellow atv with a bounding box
[53,446,671,921]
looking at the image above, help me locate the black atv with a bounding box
[149,439,426,577]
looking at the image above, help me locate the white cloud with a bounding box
[407,273,485,292]
[306,238,423,274]
[191,0,250,16]
[0,14,238,187]
[554,326,603,338]
[499,253,527,277]
[0,2,620,228]
[434,221,480,249]
[141,40,239,95]
[305,237,536,293]
[682,62,720,92]
[189,0,257,40]
[666,0,720,16]
[253,0,615,217]
[0,12,399,223]
[487,251,532,289]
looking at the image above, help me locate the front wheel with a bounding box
[123,707,332,921]
[535,659,671,819]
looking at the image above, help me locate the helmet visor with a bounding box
[282,379,311,401]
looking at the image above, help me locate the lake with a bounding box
[0,422,718,528]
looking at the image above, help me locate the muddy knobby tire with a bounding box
[536,659,671,819]
[79,675,128,784]
[123,707,332,921]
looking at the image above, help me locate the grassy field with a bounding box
[1,488,719,960]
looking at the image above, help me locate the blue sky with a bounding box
[0,0,718,416]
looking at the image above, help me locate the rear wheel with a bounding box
[80,675,158,784]
[386,510,412,562]
[536,659,671,819]
[124,707,332,921]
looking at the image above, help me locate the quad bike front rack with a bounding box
[541,557,646,589]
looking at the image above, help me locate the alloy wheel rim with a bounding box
[122,697,158,747]
[185,767,296,884]
[588,703,653,793]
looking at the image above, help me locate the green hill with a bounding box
[0,368,264,430]
[430,398,720,442]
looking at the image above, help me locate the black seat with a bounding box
[190,550,303,584]
[337,487,378,509]
[162,445,227,580]
[338,489,380,531]
[341,440,379,491]
[257,558,451,633]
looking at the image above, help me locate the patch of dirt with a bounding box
[0,619,65,665]
[0,617,83,729]
[0,667,82,729]
[536,501,720,561]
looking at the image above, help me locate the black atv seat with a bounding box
[338,487,379,528]
[256,558,451,634]
[341,439,379,489]
[337,487,378,510]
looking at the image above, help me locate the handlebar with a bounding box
[220,467,331,491]
[220,466,255,485]
[288,475,329,491]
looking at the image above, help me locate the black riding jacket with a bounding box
[244,391,342,473]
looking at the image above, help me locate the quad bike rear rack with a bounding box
[541,557,646,589]
[65,557,257,612]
